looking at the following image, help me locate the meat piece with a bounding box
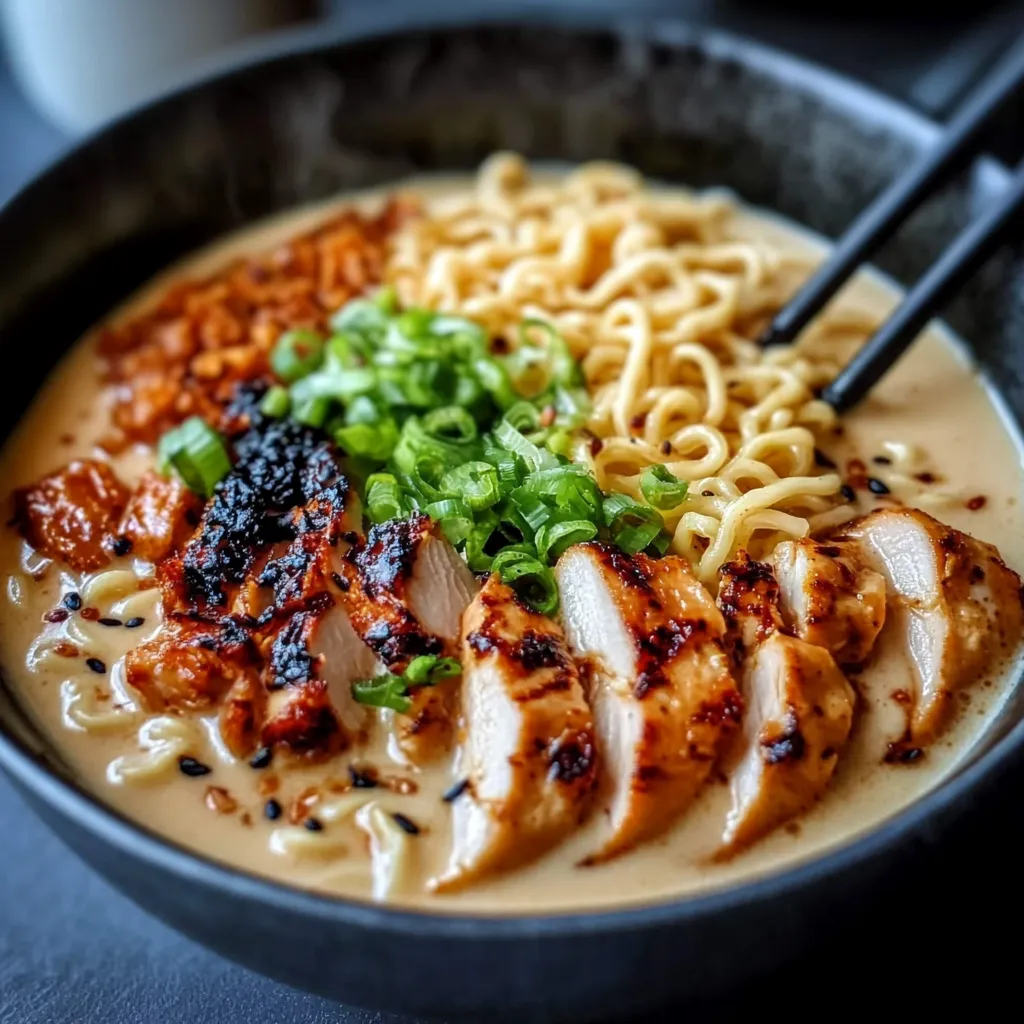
[117,471,203,562]
[716,551,783,659]
[435,575,597,890]
[716,555,855,851]
[722,632,855,853]
[556,542,741,861]
[219,672,266,759]
[340,514,479,763]
[261,604,381,757]
[159,415,344,616]
[772,538,886,666]
[836,507,1024,742]
[124,618,255,711]
[13,459,129,571]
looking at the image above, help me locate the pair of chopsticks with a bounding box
[761,38,1024,413]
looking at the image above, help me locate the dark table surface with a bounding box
[3,4,1024,1022]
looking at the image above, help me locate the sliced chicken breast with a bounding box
[772,538,886,666]
[836,507,1024,741]
[435,575,597,891]
[556,542,741,861]
[721,632,855,852]
[716,554,855,852]
[341,513,480,763]
[261,604,382,757]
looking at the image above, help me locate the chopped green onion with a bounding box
[518,318,583,387]
[648,531,673,557]
[334,419,399,462]
[493,417,557,472]
[271,329,324,383]
[439,462,501,511]
[498,557,559,616]
[640,464,689,510]
[464,511,501,571]
[259,385,290,418]
[535,519,598,562]
[425,498,474,546]
[365,473,407,524]
[422,406,477,445]
[603,493,664,555]
[157,417,232,499]
[351,674,411,713]
[404,655,461,686]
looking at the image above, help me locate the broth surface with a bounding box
[2,175,1022,913]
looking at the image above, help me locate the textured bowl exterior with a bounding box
[1,16,1022,1021]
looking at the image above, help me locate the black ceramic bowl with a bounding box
[2,10,1024,1022]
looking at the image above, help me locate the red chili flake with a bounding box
[589,437,603,457]
[489,336,510,355]
[53,642,79,658]
[660,440,672,455]
[80,607,100,621]
[966,495,987,511]
[915,472,938,484]
[539,405,557,428]
[43,608,70,623]
[629,413,647,431]
[58,433,75,445]
[204,786,238,815]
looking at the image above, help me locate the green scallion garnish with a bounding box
[352,653,461,714]
[259,385,291,418]
[270,328,325,383]
[640,464,689,510]
[157,417,232,498]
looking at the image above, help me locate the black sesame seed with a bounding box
[331,571,350,592]
[304,817,324,832]
[867,477,891,495]
[111,535,133,556]
[872,455,892,465]
[177,756,211,778]
[98,617,123,627]
[840,484,856,502]
[249,746,273,770]
[124,617,145,629]
[392,812,420,835]
[442,778,470,803]
[814,448,836,468]
[263,798,282,820]
[63,592,82,611]
[348,765,378,788]
[85,657,106,674]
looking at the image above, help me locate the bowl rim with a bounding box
[1,7,1023,942]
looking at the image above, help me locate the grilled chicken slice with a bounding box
[124,618,256,712]
[717,555,855,852]
[14,459,129,571]
[772,538,886,666]
[435,575,597,890]
[722,632,855,852]
[340,514,479,763]
[117,471,203,563]
[556,543,741,861]
[261,604,381,757]
[835,507,1024,742]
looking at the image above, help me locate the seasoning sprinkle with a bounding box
[63,592,82,611]
[111,535,133,556]
[248,746,273,770]
[966,495,987,511]
[124,617,145,628]
[330,571,350,592]
[177,756,212,778]
[80,607,99,621]
[392,812,420,835]
[43,608,69,623]
[348,765,378,789]
[660,440,672,455]
[85,657,106,674]
[263,798,282,820]
[589,437,603,457]
[872,455,892,465]
[840,484,856,502]
[98,617,123,628]
[867,477,891,495]
[442,778,470,803]
[304,817,324,832]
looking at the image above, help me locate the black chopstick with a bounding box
[760,35,1024,350]
[821,160,1024,412]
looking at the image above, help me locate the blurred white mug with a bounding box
[1,0,313,134]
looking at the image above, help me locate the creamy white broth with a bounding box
[2,175,1023,913]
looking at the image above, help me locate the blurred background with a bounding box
[1,0,1023,206]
